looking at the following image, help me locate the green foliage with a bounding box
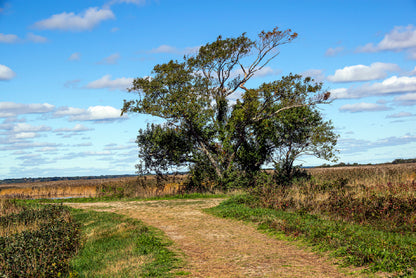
[208,196,416,276]
[122,27,337,189]
[70,209,182,277]
[0,205,81,277]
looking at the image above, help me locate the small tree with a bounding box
[122,27,336,188]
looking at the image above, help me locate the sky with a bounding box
[1,0,416,179]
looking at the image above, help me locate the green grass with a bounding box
[206,195,416,277]
[69,208,184,277]
[26,192,228,204]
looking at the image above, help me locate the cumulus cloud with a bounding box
[394,93,416,106]
[0,102,55,117]
[325,46,344,57]
[0,33,19,43]
[331,76,416,99]
[339,102,391,113]
[97,53,120,64]
[26,33,48,43]
[85,74,133,90]
[327,63,400,83]
[357,25,416,58]
[0,64,16,81]
[68,52,81,61]
[67,106,126,122]
[33,7,115,31]
[54,105,127,122]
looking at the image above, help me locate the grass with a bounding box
[27,192,229,204]
[69,208,185,277]
[207,194,416,277]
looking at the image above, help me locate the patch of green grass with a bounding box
[206,195,416,277]
[27,192,228,204]
[69,208,183,277]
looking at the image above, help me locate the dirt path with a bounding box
[68,199,360,278]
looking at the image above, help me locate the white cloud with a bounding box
[394,93,416,106]
[408,48,416,60]
[331,76,416,99]
[69,106,126,122]
[26,33,48,43]
[230,66,280,79]
[149,44,178,54]
[325,46,344,57]
[54,124,92,132]
[68,52,81,61]
[256,67,281,77]
[386,112,415,118]
[33,7,115,31]
[327,63,400,83]
[339,102,391,113]
[0,102,55,117]
[0,64,16,81]
[110,0,146,5]
[54,106,85,117]
[148,44,201,55]
[377,25,416,51]
[0,33,19,43]
[85,74,133,90]
[357,25,416,56]
[14,132,37,139]
[339,135,416,154]
[301,69,325,82]
[97,53,120,64]
[13,123,51,133]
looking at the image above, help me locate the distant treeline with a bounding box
[319,158,416,168]
[0,174,136,185]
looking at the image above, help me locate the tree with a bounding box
[122,27,336,188]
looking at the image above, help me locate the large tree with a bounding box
[122,27,336,187]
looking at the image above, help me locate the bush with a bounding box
[0,205,81,277]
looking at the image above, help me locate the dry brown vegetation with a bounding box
[0,175,188,199]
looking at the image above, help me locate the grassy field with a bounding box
[208,163,416,277]
[1,163,415,276]
[0,199,185,277]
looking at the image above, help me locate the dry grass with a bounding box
[0,175,189,199]
[307,163,416,187]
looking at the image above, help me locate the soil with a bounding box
[68,199,366,278]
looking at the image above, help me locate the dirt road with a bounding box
[68,199,359,278]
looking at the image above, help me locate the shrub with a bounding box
[0,205,81,277]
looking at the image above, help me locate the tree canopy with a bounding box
[122,27,337,188]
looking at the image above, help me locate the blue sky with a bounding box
[1,0,415,179]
